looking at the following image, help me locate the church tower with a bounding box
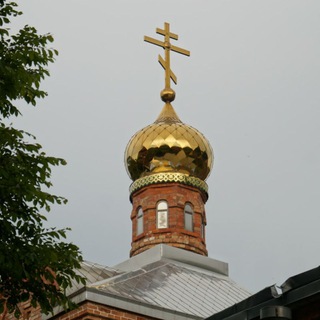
[124,23,213,257]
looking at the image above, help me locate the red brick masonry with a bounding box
[130,183,208,257]
[2,301,159,320]
[53,302,159,320]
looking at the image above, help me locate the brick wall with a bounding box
[130,183,208,257]
[53,301,159,320]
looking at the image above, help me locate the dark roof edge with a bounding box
[281,265,320,293]
[206,266,320,320]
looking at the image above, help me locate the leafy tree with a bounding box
[0,1,85,318]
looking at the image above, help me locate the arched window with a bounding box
[201,223,205,238]
[184,203,193,232]
[157,201,168,229]
[201,215,205,238]
[137,207,143,235]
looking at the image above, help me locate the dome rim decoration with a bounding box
[129,172,209,197]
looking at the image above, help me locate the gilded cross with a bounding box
[144,22,190,91]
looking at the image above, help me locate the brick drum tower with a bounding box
[124,23,213,257]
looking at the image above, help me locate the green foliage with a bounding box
[0,1,85,317]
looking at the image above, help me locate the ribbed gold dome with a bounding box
[125,103,213,181]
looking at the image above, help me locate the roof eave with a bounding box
[44,287,202,320]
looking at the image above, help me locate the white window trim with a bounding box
[157,200,168,229]
[184,203,194,232]
[137,207,143,235]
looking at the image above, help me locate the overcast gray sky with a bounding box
[12,0,320,293]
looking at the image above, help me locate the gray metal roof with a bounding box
[66,260,121,296]
[50,246,250,320]
[91,259,250,318]
[86,245,251,319]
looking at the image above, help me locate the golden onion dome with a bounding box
[125,102,213,182]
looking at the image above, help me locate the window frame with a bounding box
[184,203,194,232]
[201,215,205,238]
[157,200,168,229]
[136,207,144,235]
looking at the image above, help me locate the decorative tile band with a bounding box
[129,172,208,195]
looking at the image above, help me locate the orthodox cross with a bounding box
[144,22,190,91]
